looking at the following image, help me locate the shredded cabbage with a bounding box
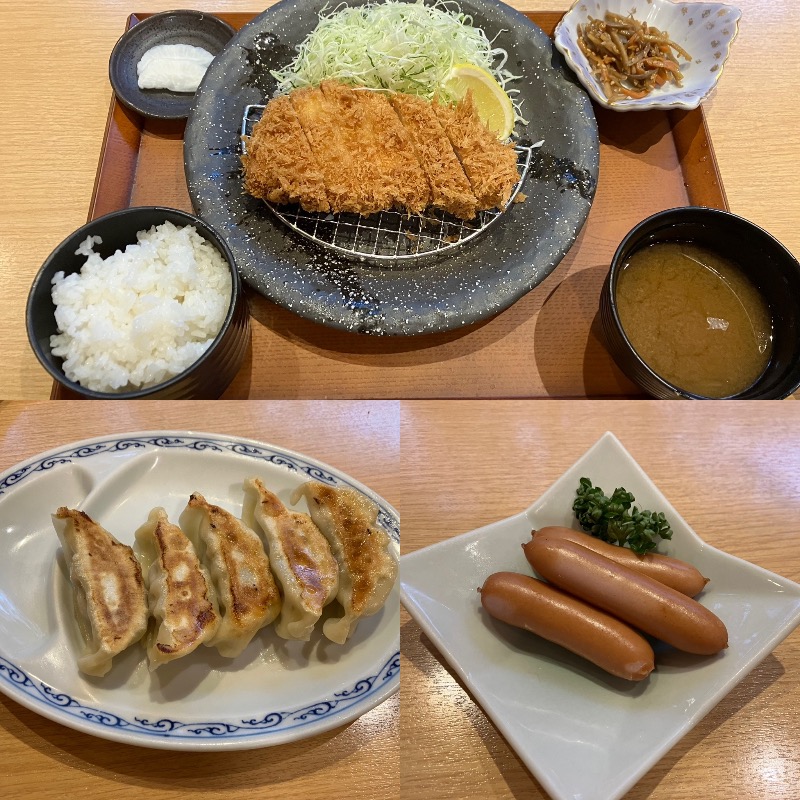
[271,0,522,112]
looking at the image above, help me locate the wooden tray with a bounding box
[55,10,727,399]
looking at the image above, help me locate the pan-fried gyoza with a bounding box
[243,478,339,641]
[52,508,149,677]
[291,481,398,644]
[179,493,282,657]
[134,507,220,669]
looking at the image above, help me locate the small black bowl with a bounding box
[26,206,250,399]
[601,207,800,399]
[109,10,235,120]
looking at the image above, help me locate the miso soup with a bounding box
[616,241,772,398]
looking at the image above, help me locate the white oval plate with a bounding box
[400,431,800,800]
[0,431,399,750]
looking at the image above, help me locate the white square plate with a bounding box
[400,432,800,800]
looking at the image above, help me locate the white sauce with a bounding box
[137,43,214,93]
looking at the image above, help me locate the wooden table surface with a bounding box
[2,400,800,798]
[0,400,399,800]
[2,1,798,399]
[400,400,800,799]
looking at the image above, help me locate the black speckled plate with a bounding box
[184,0,599,335]
[110,10,235,120]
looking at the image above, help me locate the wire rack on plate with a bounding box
[241,104,537,265]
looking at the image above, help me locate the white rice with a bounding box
[50,221,232,393]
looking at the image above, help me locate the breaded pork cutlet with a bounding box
[241,95,329,213]
[351,88,431,215]
[389,92,478,220]
[241,80,520,220]
[434,92,520,211]
[292,85,381,215]
[318,81,394,215]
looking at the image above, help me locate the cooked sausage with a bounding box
[531,527,709,596]
[523,536,728,655]
[479,571,655,680]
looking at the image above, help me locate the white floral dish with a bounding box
[0,432,399,750]
[554,0,742,111]
[400,431,800,800]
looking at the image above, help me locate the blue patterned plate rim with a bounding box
[0,431,399,542]
[0,431,399,750]
[0,652,399,746]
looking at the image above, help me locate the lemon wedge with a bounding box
[442,63,515,139]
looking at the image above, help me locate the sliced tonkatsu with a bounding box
[241,80,520,220]
[350,86,431,215]
[290,85,375,215]
[319,80,397,215]
[433,92,520,211]
[241,94,330,213]
[388,91,479,220]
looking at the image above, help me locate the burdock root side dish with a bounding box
[577,11,692,102]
